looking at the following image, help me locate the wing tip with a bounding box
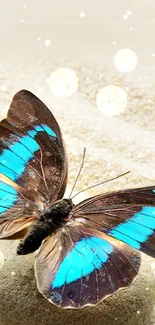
[13,89,38,101]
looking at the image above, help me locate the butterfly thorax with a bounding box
[17,198,74,255]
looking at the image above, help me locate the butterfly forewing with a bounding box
[0,90,67,238]
[73,186,155,258]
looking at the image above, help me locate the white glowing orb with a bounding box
[96,85,127,116]
[48,68,79,97]
[0,251,4,269]
[1,85,7,91]
[45,39,51,47]
[123,14,128,20]
[80,12,85,18]
[114,48,138,72]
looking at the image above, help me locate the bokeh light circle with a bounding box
[114,48,138,72]
[96,85,127,116]
[48,68,79,97]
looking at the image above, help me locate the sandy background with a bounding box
[0,55,154,198]
[0,0,154,195]
[0,0,155,323]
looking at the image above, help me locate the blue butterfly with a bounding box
[0,90,154,309]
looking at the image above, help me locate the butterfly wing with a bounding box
[73,186,155,258]
[35,222,140,309]
[0,180,38,238]
[0,90,67,238]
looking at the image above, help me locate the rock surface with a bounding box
[0,240,155,325]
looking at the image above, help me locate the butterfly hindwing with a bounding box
[35,223,140,309]
[73,186,155,258]
[0,90,67,238]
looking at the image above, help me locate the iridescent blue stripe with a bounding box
[0,182,18,214]
[0,123,56,214]
[0,124,56,181]
[52,236,113,289]
[109,206,155,249]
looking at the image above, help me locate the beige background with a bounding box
[0,0,154,63]
[0,0,154,195]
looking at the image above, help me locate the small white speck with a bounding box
[11,271,15,276]
[1,84,7,91]
[25,203,29,208]
[126,10,131,15]
[137,310,140,315]
[80,12,85,18]
[113,41,117,45]
[99,74,103,79]
[137,153,143,159]
[21,18,24,23]
[151,260,155,270]
[24,4,26,8]
[145,287,149,291]
[58,246,62,251]
[123,14,128,20]
[37,37,41,41]
[152,53,155,58]
[148,99,152,103]
[45,39,51,47]
[0,251,4,269]
[129,26,133,31]
[115,317,118,321]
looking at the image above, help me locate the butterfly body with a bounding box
[17,198,74,255]
[0,89,155,309]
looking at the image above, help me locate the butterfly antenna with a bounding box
[69,147,86,199]
[71,171,130,200]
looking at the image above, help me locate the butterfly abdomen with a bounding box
[17,220,52,255]
[17,198,73,255]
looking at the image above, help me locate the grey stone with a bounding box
[0,240,155,325]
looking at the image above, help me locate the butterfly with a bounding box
[0,90,155,309]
